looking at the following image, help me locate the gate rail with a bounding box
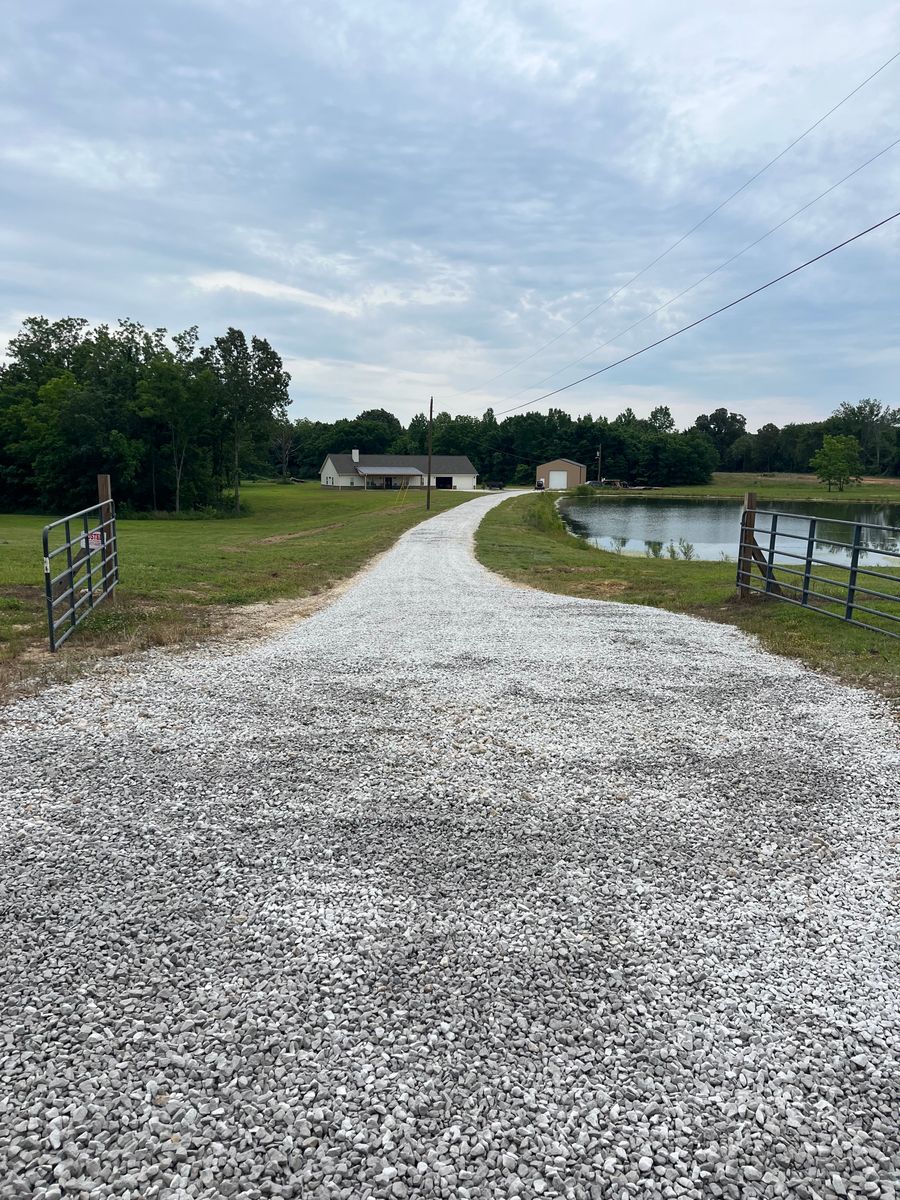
[42,477,119,651]
[737,494,899,638]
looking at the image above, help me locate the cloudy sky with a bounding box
[2,1,899,431]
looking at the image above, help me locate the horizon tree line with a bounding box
[0,315,896,513]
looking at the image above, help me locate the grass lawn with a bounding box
[615,471,900,502]
[0,482,474,697]
[476,491,900,700]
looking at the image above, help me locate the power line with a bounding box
[453,47,900,399]
[496,133,900,406]
[493,208,900,417]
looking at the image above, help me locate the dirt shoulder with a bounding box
[0,554,378,709]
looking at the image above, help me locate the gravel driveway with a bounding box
[1,494,898,1200]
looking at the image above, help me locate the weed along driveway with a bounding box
[1,495,898,1198]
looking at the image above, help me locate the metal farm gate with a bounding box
[736,492,900,638]
[42,475,119,651]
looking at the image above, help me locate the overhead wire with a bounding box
[493,133,900,407]
[450,47,900,400]
[491,208,900,417]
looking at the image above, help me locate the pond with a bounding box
[559,497,900,564]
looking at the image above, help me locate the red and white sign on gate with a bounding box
[88,530,102,550]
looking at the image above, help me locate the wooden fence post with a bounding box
[738,490,756,598]
[737,490,783,598]
[97,473,116,598]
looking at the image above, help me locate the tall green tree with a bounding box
[827,399,898,473]
[648,405,675,433]
[137,347,215,513]
[271,415,300,480]
[754,423,782,472]
[810,434,863,491]
[693,408,747,461]
[203,329,290,512]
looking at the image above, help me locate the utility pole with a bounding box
[426,395,434,511]
[596,443,602,482]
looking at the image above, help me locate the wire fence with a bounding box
[42,495,119,651]
[736,504,900,638]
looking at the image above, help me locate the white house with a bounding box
[319,450,478,491]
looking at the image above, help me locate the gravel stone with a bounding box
[0,495,898,1199]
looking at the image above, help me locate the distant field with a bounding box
[636,471,900,501]
[0,482,474,696]
[476,491,900,699]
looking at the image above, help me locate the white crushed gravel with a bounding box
[0,493,898,1200]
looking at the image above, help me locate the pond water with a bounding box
[559,497,900,564]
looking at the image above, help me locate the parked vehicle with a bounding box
[534,479,545,491]
[486,480,505,490]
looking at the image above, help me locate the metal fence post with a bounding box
[109,501,118,586]
[42,526,56,652]
[97,474,116,597]
[83,511,95,610]
[765,512,779,594]
[801,517,816,605]
[63,518,76,637]
[845,522,862,622]
[96,475,112,592]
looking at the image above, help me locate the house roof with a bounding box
[323,453,477,476]
[537,458,586,469]
[356,465,423,476]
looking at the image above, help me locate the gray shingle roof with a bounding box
[323,453,477,476]
[356,465,423,476]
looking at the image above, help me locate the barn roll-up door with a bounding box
[548,470,568,489]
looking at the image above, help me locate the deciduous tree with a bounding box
[810,435,863,492]
[203,329,290,512]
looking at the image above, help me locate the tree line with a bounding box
[0,316,290,513]
[1,316,896,514]
[290,402,720,490]
[692,400,899,478]
[286,400,897,490]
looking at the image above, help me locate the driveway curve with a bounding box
[1,494,898,1200]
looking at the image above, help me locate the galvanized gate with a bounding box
[736,492,900,638]
[42,476,119,651]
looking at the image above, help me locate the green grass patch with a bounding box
[0,482,474,693]
[476,493,900,699]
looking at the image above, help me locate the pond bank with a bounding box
[558,495,900,564]
[475,492,900,700]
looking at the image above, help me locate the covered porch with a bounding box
[357,466,425,489]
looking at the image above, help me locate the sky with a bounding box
[2,0,899,433]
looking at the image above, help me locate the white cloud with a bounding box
[189,271,358,315]
[188,266,470,317]
[235,228,360,277]
[1,137,161,190]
